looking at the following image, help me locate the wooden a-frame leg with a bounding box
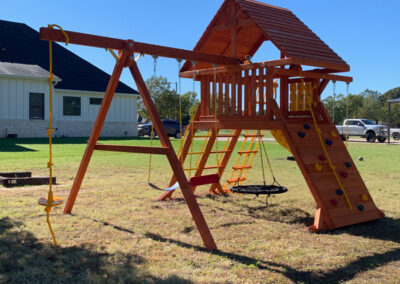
[128,60,217,250]
[158,107,201,201]
[63,52,129,214]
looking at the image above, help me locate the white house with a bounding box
[0,20,139,138]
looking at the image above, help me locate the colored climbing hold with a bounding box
[314,163,322,172]
[345,162,352,168]
[336,189,343,196]
[298,131,306,138]
[340,171,348,178]
[318,155,326,161]
[357,204,364,211]
[330,199,338,206]
[304,123,310,130]
[325,139,333,146]
[361,194,368,201]
[330,131,337,138]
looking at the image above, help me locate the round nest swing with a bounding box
[230,184,288,196]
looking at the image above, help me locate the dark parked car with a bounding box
[138,119,182,138]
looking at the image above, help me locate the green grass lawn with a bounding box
[0,136,399,283]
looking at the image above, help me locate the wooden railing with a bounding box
[199,67,274,119]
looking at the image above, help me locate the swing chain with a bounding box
[152,55,158,76]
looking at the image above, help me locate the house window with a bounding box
[63,96,81,116]
[29,92,44,119]
[90,98,102,105]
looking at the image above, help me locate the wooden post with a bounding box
[225,72,230,116]
[218,73,223,117]
[250,69,257,116]
[266,68,274,120]
[258,67,265,117]
[231,72,237,116]
[129,60,217,251]
[63,51,129,214]
[280,76,288,118]
[237,71,242,117]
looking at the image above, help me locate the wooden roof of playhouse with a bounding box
[182,0,349,73]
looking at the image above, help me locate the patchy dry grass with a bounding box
[0,137,399,283]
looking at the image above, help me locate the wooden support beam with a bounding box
[128,60,217,251]
[290,57,350,72]
[63,51,129,214]
[192,120,283,130]
[94,144,168,155]
[180,58,294,78]
[180,61,352,83]
[40,27,238,65]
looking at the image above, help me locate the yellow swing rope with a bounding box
[41,24,69,246]
[299,70,352,210]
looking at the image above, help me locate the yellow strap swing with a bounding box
[37,24,69,246]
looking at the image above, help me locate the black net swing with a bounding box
[230,131,287,202]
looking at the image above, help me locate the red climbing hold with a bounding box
[318,155,326,161]
[330,199,338,206]
[340,171,348,178]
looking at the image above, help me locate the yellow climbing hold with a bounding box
[314,163,322,172]
[361,194,368,201]
[330,131,337,138]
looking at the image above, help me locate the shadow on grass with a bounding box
[321,216,400,244]
[145,232,400,284]
[0,139,37,152]
[70,213,135,235]
[0,217,192,283]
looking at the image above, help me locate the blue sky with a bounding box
[1,0,399,99]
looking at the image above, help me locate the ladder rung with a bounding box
[237,150,258,154]
[204,165,223,170]
[186,152,205,155]
[194,135,212,138]
[233,165,252,170]
[227,177,246,183]
[217,134,237,138]
[243,134,263,138]
[186,150,230,155]
[210,150,231,154]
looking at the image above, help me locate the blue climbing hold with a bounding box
[336,189,343,196]
[325,139,333,146]
[298,131,306,138]
[357,204,364,211]
[345,162,352,168]
[304,124,310,130]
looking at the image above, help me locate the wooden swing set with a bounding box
[39,0,384,250]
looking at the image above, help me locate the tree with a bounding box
[138,76,199,125]
[356,89,384,123]
[381,87,400,127]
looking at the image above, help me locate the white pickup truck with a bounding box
[336,119,389,143]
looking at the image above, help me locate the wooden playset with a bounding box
[39,0,384,250]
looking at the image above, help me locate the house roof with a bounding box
[0,62,61,81]
[0,19,138,95]
[182,0,349,72]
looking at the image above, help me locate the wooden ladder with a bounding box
[158,117,241,200]
[223,130,263,190]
